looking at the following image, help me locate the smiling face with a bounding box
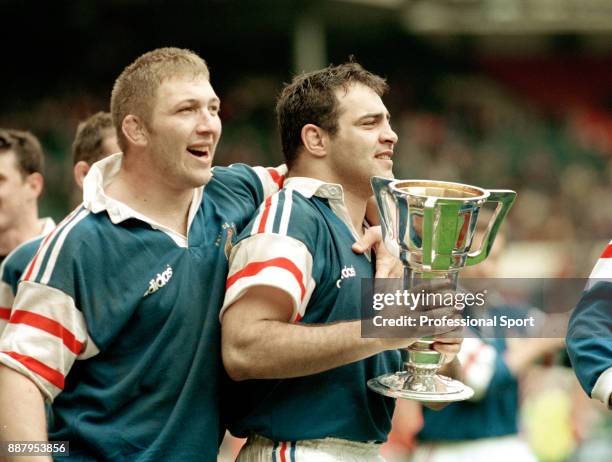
[326,83,398,192]
[144,75,221,189]
[0,151,36,233]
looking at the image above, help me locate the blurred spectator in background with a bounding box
[0,113,118,336]
[71,111,119,192]
[381,210,566,461]
[408,212,563,462]
[0,129,54,266]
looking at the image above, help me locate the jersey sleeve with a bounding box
[211,163,287,208]
[0,208,134,402]
[566,280,612,407]
[0,238,44,337]
[0,281,99,401]
[0,280,12,337]
[221,189,318,323]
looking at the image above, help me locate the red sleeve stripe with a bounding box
[294,313,302,323]
[257,196,273,234]
[266,168,285,189]
[10,310,84,355]
[226,257,306,300]
[0,308,10,320]
[2,351,64,390]
[600,244,612,259]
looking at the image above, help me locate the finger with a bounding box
[431,337,462,345]
[431,343,461,355]
[353,226,382,254]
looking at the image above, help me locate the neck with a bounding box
[289,163,369,237]
[342,188,369,238]
[0,212,42,256]
[105,154,194,236]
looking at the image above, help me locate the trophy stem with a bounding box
[367,265,474,402]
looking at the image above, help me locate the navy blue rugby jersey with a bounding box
[221,177,402,443]
[0,154,286,461]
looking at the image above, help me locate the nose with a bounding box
[195,109,220,135]
[381,121,398,146]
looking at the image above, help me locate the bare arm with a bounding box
[0,365,50,462]
[222,286,417,381]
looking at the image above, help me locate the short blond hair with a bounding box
[110,47,210,151]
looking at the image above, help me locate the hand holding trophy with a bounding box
[368,177,516,402]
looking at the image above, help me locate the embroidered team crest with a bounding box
[224,227,234,259]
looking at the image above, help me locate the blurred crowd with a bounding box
[3,67,610,278]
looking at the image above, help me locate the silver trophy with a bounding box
[368,178,516,402]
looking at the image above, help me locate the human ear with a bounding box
[121,115,148,148]
[300,124,327,159]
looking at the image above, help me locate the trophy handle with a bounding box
[371,176,400,258]
[466,190,516,266]
[421,197,437,269]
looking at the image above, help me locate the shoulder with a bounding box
[21,207,108,287]
[239,188,325,243]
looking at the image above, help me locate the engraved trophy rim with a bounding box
[387,179,490,201]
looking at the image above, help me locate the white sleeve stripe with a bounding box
[264,192,279,234]
[227,257,307,300]
[0,280,99,397]
[1,323,77,376]
[250,198,268,236]
[221,267,304,321]
[223,234,316,321]
[11,281,92,349]
[8,310,84,354]
[278,189,293,236]
[40,209,90,285]
[24,207,86,283]
[251,165,287,199]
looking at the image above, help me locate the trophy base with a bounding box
[367,372,474,402]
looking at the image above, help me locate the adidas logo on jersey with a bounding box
[143,265,173,297]
[336,265,356,288]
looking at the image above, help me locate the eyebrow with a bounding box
[357,112,391,122]
[174,97,221,108]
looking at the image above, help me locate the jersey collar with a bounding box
[283,177,367,247]
[82,153,204,247]
[283,177,345,201]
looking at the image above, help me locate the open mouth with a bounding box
[187,147,209,158]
